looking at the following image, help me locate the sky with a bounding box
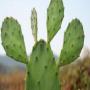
[0,0,90,56]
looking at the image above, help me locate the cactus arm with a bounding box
[47,0,64,43]
[1,17,27,64]
[31,8,38,43]
[26,40,60,90]
[59,19,84,66]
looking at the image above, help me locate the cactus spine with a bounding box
[1,0,85,90]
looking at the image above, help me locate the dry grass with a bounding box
[0,71,25,90]
[59,48,90,90]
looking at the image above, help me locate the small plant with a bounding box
[1,0,84,90]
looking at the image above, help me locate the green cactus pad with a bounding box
[59,19,84,66]
[26,40,60,90]
[47,0,64,42]
[1,17,27,64]
[31,8,38,43]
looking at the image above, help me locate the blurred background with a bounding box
[0,0,90,89]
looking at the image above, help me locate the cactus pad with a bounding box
[59,19,84,66]
[1,17,27,63]
[47,0,64,42]
[26,40,60,90]
[31,8,38,43]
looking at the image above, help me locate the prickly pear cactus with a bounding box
[26,40,59,90]
[31,8,38,43]
[1,17,27,63]
[47,0,64,42]
[59,19,84,66]
[0,0,85,90]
